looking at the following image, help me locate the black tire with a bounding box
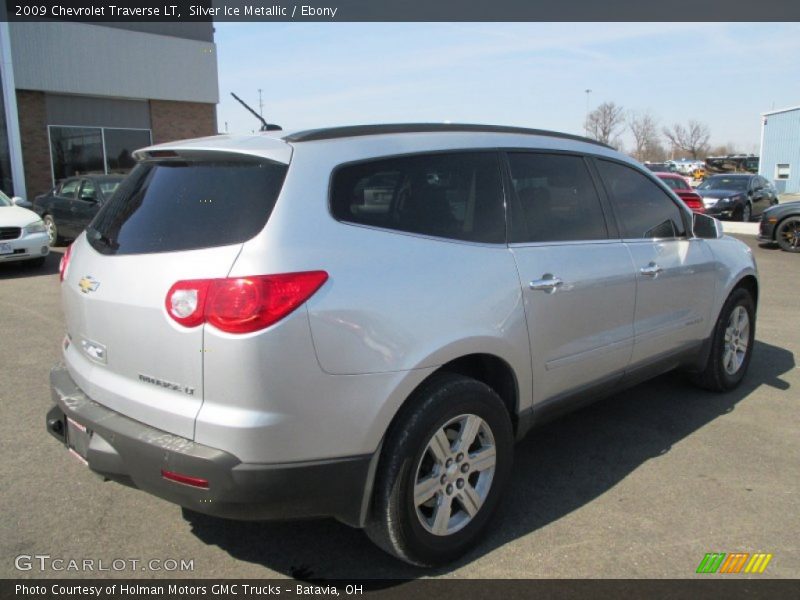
[738,202,752,222]
[365,372,513,566]
[43,215,61,246]
[692,288,755,392]
[775,216,800,253]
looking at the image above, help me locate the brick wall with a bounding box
[149,100,217,145]
[16,90,52,199]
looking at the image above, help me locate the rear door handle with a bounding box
[640,262,663,278]
[529,275,564,293]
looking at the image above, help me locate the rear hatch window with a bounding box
[87,159,288,255]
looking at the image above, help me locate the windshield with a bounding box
[698,177,749,191]
[0,191,11,207]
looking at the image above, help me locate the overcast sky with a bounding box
[215,22,799,153]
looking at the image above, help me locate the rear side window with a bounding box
[88,160,288,255]
[597,160,687,239]
[507,153,608,243]
[331,152,505,243]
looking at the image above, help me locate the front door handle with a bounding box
[640,262,663,278]
[529,275,564,293]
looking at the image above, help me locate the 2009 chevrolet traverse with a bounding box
[46,124,758,566]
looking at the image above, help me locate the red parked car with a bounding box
[656,172,705,214]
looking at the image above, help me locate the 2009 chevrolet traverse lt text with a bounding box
[46,124,758,566]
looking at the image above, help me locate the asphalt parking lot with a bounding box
[0,235,797,580]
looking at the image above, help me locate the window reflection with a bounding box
[49,126,152,184]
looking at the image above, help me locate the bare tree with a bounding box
[628,111,661,161]
[585,102,625,147]
[708,142,741,156]
[662,120,711,159]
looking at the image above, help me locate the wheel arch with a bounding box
[734,274,759,309]
[357,352,521,528]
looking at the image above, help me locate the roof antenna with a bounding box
[230,92,282,131]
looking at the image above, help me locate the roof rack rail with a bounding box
[283,123,612,148]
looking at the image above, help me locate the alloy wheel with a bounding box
[723,305,750,375]
[413,414,496,536]
[778,219,800,251]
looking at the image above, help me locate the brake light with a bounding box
[59,244,72,282]
[166,271,328,334]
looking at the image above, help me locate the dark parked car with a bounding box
[758,201,800,253]
[33,175,124,245]
[696,174,778,222]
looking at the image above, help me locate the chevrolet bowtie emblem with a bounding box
[78,276,100,294]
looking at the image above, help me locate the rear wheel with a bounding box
[775,217,800,253]
[692,288,755,392]
[366,373,513,566]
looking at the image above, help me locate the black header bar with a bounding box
[4,0,800,22]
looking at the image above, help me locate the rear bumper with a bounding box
[46,364,373,527]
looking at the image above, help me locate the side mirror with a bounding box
[693,212,723,239]
[11,196,23,205]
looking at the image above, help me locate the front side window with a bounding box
[507,153,608,243]
[331,152,505,243]
[597,160,686,239]
[59,179,80,198]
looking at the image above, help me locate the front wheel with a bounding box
[366,373,513,566]
[739,202,752,222]
[775,217,800,253]
[692,288,755,392]
[42,215,60,246]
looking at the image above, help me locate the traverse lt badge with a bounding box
[78,276,100,294]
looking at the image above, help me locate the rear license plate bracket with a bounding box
[65,417,92,465]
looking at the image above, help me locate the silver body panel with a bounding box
[59,130,758,467]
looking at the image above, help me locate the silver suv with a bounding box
[46,124,758,566]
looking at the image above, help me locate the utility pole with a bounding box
[258,89,263,117]
[584,89,592,136]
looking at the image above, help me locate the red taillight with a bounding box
[166,271,328,334]
[59,244,72,282]
[161,469,209,489]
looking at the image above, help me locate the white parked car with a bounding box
[0,190,50,267]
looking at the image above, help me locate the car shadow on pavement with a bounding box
[0,248,62,279]
[183,340,794,580]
